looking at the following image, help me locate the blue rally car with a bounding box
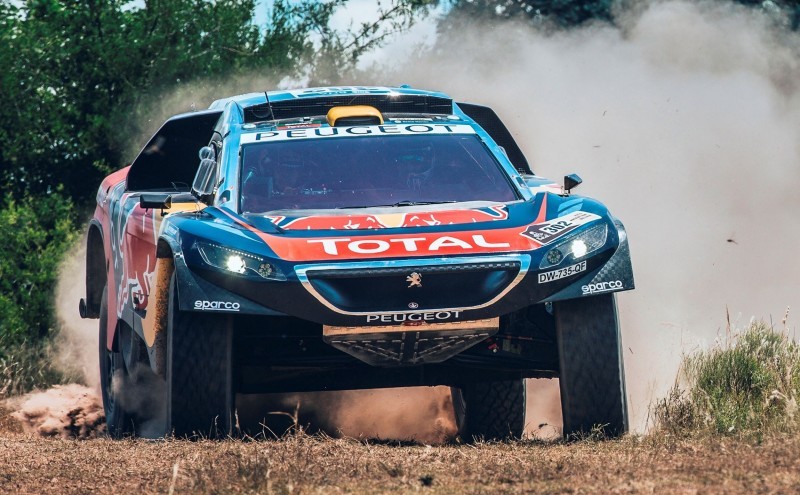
[79,86,634,440]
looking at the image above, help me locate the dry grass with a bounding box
[0,338,68,399]
[656,319,800,437]
[5,319,800,494]
[2,404,800,495]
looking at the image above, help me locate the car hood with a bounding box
[198,194,610,262]
[244,202,517,232]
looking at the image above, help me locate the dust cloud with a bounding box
[10,384,105,439]
[306,388,457,444]
[371,0,800,431]
[54,244,101,392]
[238,388,457,444]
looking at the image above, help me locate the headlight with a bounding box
[194,241,286,281]
[539,223,608,269]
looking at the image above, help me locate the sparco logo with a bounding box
[194,300,241,311]
[581,280,623,295]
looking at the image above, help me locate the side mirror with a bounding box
[199,146,215,160]
[563,173,582,195]
[140,193,172,210]
[192,158,217,204]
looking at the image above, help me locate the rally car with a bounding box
[79,86,634,440]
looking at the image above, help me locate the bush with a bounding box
[656,319,800,436]
[0,192,79,396]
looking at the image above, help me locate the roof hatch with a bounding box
[326,105,384,126]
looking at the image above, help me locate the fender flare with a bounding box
[543,218,634,302]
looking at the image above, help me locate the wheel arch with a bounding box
[144,236,178,377]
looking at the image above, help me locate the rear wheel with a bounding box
[451,379,526,441]
[164,272,235,438]
[554,294,628,438]
[98,287,134,438]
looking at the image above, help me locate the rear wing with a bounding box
[126,109,223,191]
[456,102,532,175]
[244,94,453,123]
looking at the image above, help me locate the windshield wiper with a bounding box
[337,200,457,209]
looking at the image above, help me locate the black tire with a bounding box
[451,379,526,441]
[165,272,234,438]
[554,293,628,439]
[98,286,134,438]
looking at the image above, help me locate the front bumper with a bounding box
[173,220,633,326]
[171,219,633,367]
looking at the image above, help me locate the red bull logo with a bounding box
[268,205,509,231]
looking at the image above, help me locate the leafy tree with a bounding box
[2,0,285,205]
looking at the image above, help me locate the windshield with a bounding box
[239,133,519,213]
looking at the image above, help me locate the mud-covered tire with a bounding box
[451,379,526,441]
[98,286,134,438]
[166,272,234,438]
[554,293,628,438]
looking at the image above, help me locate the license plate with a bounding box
[323,317,500,337]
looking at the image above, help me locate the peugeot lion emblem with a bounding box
[406,272,422,288]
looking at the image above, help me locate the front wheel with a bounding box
[554,294,628,438]
[451,379,526,441]
[164,272,235,438]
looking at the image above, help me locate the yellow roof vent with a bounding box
[326,105,384,127]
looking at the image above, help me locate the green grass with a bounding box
[656,318,800,436]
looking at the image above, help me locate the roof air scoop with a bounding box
[327,105,384,127]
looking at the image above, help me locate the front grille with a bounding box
[304,261,521,313]
[308,261,520,279]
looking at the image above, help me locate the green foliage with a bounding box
[656,320,800,436]
[0,192,78,395]
[1,0,279,204]
[0,192,79,343]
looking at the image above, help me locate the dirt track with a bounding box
[2,407,800,495]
